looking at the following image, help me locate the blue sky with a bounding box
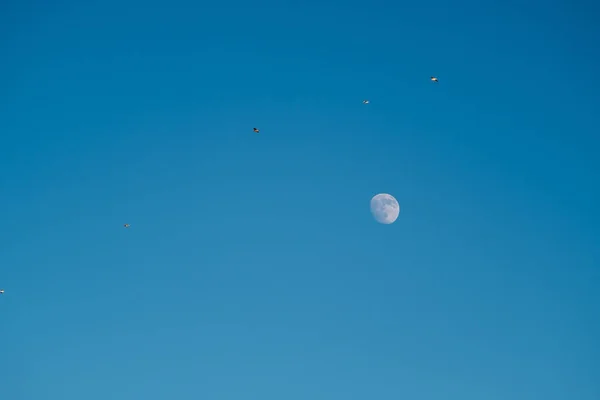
[1,0,598,399]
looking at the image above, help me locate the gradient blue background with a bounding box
[1,0,598,399]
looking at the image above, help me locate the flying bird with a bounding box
[430,76,438,82]
[124,224,130,228]
[0,289,4,294]
[253,128,260,133]
[362,100,369,104]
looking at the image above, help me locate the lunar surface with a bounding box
[370,193,400,224]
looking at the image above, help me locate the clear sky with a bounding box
[1,0,599,399]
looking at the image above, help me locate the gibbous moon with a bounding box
[370,193,400,224]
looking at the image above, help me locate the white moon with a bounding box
[370,193,400,224]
